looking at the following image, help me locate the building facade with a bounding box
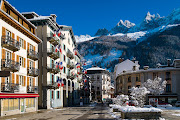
[22,13,82,108]
[87,66,111,102]
[0,0,41,116]
[115,59,180,105]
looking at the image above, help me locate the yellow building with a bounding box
[0,0,41,116]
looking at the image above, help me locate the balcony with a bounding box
[67,74,75,80]
[1,35,20,52]
[67,62,74,69]
[27,49,39,61]
[47,64,60,74]
[27,67,39,77]
[27,86,38,93]
[1,83,19,92]
[47,48,60,60]
[1,59,20,72]
[46,81,57,89]
[66,50,74,59]
[47,33,60,46]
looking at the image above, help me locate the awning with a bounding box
[0,93,39,98]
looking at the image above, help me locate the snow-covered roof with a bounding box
[86,66,106,71]
[21,12,39,17]
[114,59,139,79]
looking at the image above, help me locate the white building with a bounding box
[87,66,111,102]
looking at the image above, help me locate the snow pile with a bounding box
[75,35,96,43]
[172,114,180,116]
[113,95,129,106]
[157,104,172,108]
[118,106,162,113]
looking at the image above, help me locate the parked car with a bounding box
[175,101,180,107]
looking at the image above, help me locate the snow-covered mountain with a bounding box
[75,35,95,43]
[76,8,180,72]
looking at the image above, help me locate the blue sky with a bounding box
[8,0,180,36]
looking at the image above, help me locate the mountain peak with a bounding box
[144,12,162,23]
[117,20,135,28]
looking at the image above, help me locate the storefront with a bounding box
[0,93,39,116]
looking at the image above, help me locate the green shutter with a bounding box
[50,58,52,68]
[50,90,52,100]
[50,74,52,83]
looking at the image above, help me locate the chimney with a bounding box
[50,14,57,22]
[119,58,124,63]
[143,66,149,70]
[167,59,171,67]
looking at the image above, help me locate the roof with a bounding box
[86,66,106,71]
[114,59,139,79]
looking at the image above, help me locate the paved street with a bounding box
[0,104,115,120]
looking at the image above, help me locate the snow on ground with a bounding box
[75,35,96,43]
[118,106,162,112]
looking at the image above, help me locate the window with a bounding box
[52,91,54,99]
[63,44,66,51]
[128,86,131,93]
[3,99,19,111]
[166,72,171,80]
[6,29,11,37]
[52,74,54,84]
[128,76,131,82]
[57,91,60,99]
[136,85,140,88]
[29,61,33,69]
[19,38,24,48]
[153,72,158,79]
[64,55,66,62]
[97,75,100,80]
[97,91,100,95]
[26,98,35,108]
[97,87,99,90]
[6,51,11,60]
[5,76,10,84]
[29,78,32,86]
[19,56,24,67]
[68,38,70,44]
[136,76,140,82]
[63,67,66,73]
[30,44,33,51]
[166,84,171,92]
[19,75,24,86]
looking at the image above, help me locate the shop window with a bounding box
[2,99,19,111]
[26,98,35,108]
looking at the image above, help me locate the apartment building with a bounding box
[59,25,82,106]
[87,66,111,102]
[0,0,41,116]
[115,59,180,104]
[22,13,82,107]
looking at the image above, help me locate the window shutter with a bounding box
[33,78,35,86]
[2,77,5,83]
[33,46,35,51]
[27,59,29,68]
[16,75,19,84]
[50,90,52,100]
[17,36,19,42]
[50,58,52,68]
[12,53,15,61]
[16,55,19,62]
[27,77,29,87]
[24,40,26,49]
[12,32,15,39]
[2,27,6,36]
[23,76,26,86]
[28,43,30,50]
[12,73,15,83]
[33,61,35,68]
[2,49,5,60]
[50,74,52,83]
[24,58,26,67]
